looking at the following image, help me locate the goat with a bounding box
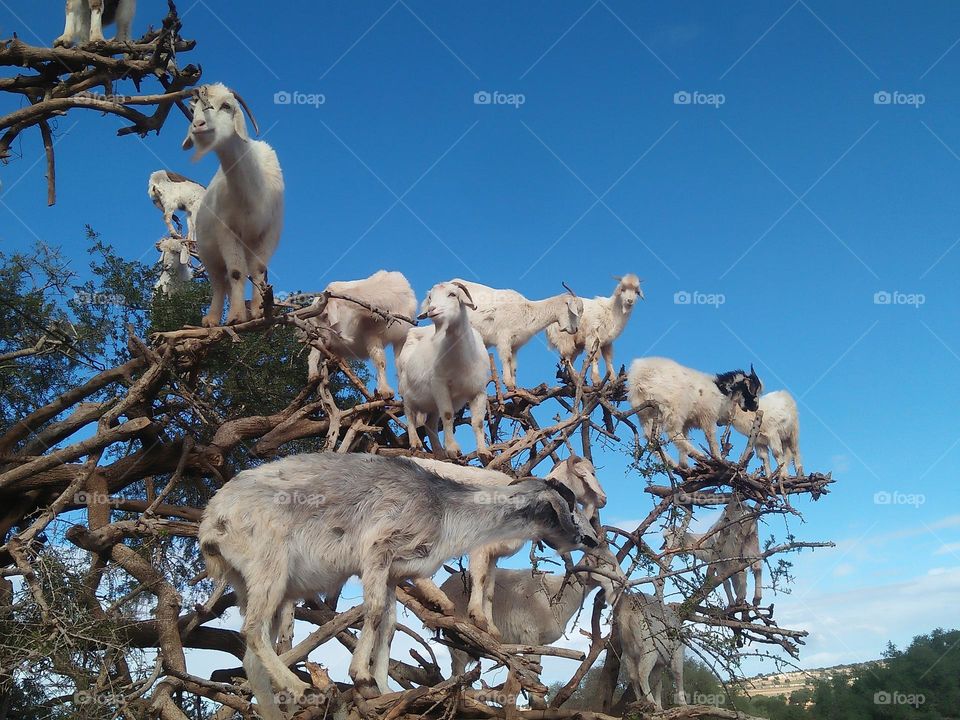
[627,357,762,466]
[728,390,803,476]
[661,500,762,607]
[182,83,284,327]
[440,545,625,708]
[546,274,643,384]
[306,270,417,398]
[449,279,583,388]
[614,591,685,709]
[397,282,489,459]
[406,454,606,638]
[153,237,193,296]
[54,0,135,46]
[198,452,599,718]
[147,170,205,243]
[441,567,598,707]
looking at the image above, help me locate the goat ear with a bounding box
[181,129,194,151]
[545,478,577,513]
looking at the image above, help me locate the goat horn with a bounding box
[561,281,576,296]
[611,274,623,281]
[230,89,260,136]
[450,281,474,305]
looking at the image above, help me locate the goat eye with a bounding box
[219,104,230,111]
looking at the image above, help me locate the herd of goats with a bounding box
[39,3,811,718]
[141,82,807,719]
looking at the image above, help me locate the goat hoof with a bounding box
[376,387,395,400]
[225,312,249,325]
[201,314,220,328]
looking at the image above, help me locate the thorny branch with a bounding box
[0,1,201,204]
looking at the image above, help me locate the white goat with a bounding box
[614,591,686,709]
[397,282,489,459]
[198,452,598,718]
[449,279,583,388]
[306,270,417,398]
[546,275,643,384]
[441,567,598,707]
[54,0,135,46]
[182,83,284,327]
[661,501,763,607]
[407,455,607,638]
[728,390,803,476]
[147,170,205,243]
[627,357,763,467]
[153,237,193,296]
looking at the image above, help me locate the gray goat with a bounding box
[199,452,599,719]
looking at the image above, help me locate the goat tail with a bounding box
[199,510,232,584]
[200,537,229,584]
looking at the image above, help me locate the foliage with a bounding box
[731,629,960,719]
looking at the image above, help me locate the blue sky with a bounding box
[2,0,959,686]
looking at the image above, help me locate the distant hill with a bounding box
[745,660,883,698]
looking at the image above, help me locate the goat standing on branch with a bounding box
[628,357,762,466]
[614,591,686,709]
[183,83,284,326]
[452,279,584,389]
[728,389,804,477]
[306,270,417,398]
[547,274,643,384]
[198,452,599,717]
[54,0,137,47]
[407,454,606,638]
[147,169,205,243]
[661,500,763,607]
[398,282,490,459]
